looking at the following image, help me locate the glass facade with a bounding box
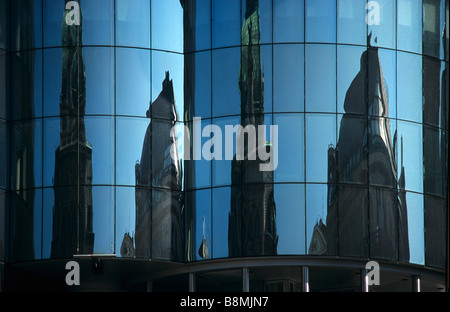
[0,0,448,292]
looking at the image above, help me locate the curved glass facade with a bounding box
[0,0,448,292]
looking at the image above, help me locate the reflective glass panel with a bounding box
[368,0,396,49]
[0,192,6,261]
[11,120,43,191]
[397,120,423,193]
[0,0,8,51]
[397,51,422,123]
[337,0,366,45]
[306,114,336,183]
[43,117,62,187]
[273,44,304,112]
[0,53,6,120]
[91,186,114,255]
[11,0,42,51]
[423,57,447,129]
[84,47,114,115]
[192,189,212,261]
[424,195,446,269]
[306,183,337,255]
[273,0,304,43]
[116,117,150,186]
[84,116,114,185]
[185,51,211,121]
[274,184,305,255]
[423,0,446,59]
[133,186,151,258]
[337,185,369,258]
[115,186,136,258]
[337,45,367,115]
[212,187,230,258]
[11,50,42,120]
[152,0,184,53]
[305,44,336,113]
[116,48,150,117]
[43,0,64,47]
[423,126,447,197]
[273,113,304,182]
[212,47,241,117]
[306,0,336,43]
[404,192,424,265]
[397,0,422,54]
[212,0,241,48]
[115,0,150,48]
[152,51,184,121]
[242,0,272,44]
[81,0,114,46]
[0,121,7,190]
[43,48,62,117]
[184,0,211,52]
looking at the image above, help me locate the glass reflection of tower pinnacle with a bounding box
[51,1,94,259]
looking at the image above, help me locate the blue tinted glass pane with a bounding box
[43,48,62,117]
[193,189,211,261]
[397,51,422,123]
[404,192,424,265]
[397,120,423,193]
[275,184,306,255]
[337,0,366,45]
[397,0,422,53]
[273,44,304,112]
[0,193,6,261]
[306,114,336,183]
[116,48,150,117]
[151,0,183,52]
[43,117,60,187]
[374,48,397,119]
[273,114,304,182]
[305,44,336,113]
[243,0,272,44]
[116,0,150,48]
[82,0,114,46]
[42,187,54,259]
[84,116,114,185]
[368,0,396,49]
[423,126,447,197]
[0,121,7,190]
[92,186,114,254]
[152,51,184,121]
[423,0,446,59]
[43,0,64,47]
[185,0,211,52]
[84,47,114,115]
[115,187,136,257]
[0,0,8,51]
[274,0,304,43]
[212,187,230,258]
[11,0,42,50]
[116,117,150,186]
[0,53,6,120]
[306,0,336,43]
[337,45,367,115]
[186,119,212,190]
[212,0,241,48]
[423,57,447,129]
[212,48,241,117]
[187,51,211,120]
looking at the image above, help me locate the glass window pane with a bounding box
[43,48,62,117]
[273,44,304,112]
[397,0,422,53]
[185,51,211,121]
[152,0,184,53]
[116,48,150,117]
[212,0,241,48]
[423,0,446,59]
[116,117,150,186]
[305,44,336,113]
[152,51,184,121]
[306,114,336,183]
[43,0,64,47]
[306,0,336,43]
[275,184,305,255]
[43,117,62,187]
[0,192,6,261]
[0,53,7,120]
[397,51,422,123]
[11,50,42,120]
[212,47,241,117]
[81,0,114,46]
[91,186,114,255]
[0,121,8,190]
[242,0,272,44]
[368,0,396,49]
[424,195,446,269]
[273,114,304,182]
[11,0,42,51]
[423,57,447,129]
[116,0,150,48]
[0,0,8,51]
[84,116,114,185]
[307,184,337,255]
[116,186,136,258]
[337,0,366,45]
[404,192,424,265]
[191,189,211,261]
[11,120,42,191]
[397,120,423,193]
[423,126,447,197]
[212,187,230,258]
[185,0,211,52]
[337,45,367,115]
[274,0,304,43]
[84,47,114,115]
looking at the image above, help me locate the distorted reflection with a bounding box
[228,0,278,257]
[128,71,184,261]
[51,2,94,258]
[309,35,410,261]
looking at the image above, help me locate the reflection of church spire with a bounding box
[228,0,277,258]
[51,1,94,258]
